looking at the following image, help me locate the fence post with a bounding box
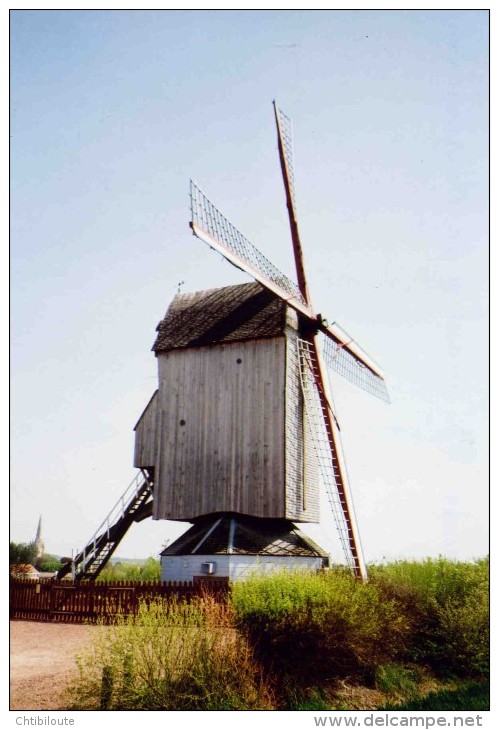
[49,582,56,620]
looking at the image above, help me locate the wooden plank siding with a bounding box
[133,390,158,468]
[153,337,286,520]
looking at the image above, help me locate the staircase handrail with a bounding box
[75,470,150,565]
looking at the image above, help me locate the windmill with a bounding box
[57,102,388,582]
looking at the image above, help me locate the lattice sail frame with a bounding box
[274,105,297,212]
[321,332,390,403]
[190,181,306,306]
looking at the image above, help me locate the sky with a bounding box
[10,9,489,564]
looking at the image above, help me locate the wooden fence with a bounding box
[10,577,230,624]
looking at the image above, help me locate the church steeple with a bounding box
[34,515,44,561]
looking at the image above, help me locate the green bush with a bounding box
[69,597,273,710]
[37,554,63,572]
[369,558,489,676]
[433,588,489,676]
[231,568,411,682]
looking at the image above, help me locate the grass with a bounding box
[287,677,490,712]
[374,663,421,700]
[68,596,273,710]
[382,679,490,711]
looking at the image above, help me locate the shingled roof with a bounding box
[161,513,329,558]
[153,282,288,353]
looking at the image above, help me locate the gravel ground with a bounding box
[10,620,100,711]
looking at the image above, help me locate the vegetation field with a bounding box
[95,557,161,582]
[68,557,489,711]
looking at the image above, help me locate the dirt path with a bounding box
[10,621,100,710]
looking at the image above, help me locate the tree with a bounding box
[37,554,63,572]
[10,541,37,566]
[141,557,161,581]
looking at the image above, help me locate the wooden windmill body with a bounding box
[58,103,388,583]
[137,283,319,523]
[134,282,328,581]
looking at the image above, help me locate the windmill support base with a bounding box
[160,513,329,583]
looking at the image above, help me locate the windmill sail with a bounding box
[190,180,308,311]
[274,103,297,213]
[321,332,390,403]
[273,102,389,396]
[274,102,369,579]
[298,337,367,578]
[273,101,312,303]
[188,102,388,581]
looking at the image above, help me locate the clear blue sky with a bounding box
[10,9,488,562]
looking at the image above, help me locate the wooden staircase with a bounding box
[56,469,154,580]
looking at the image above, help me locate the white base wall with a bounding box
[161,554,325,582]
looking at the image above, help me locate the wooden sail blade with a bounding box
[274,102,297,213]
[321,330,390,403]
[273,101,311,304]
[298,337,367,580]
[189,180,317,320]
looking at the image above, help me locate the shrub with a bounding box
[370,558,489,677]
[433,588,489,676]
[37,554,63,572]
[231,568,411,683]
[69,596,273,710]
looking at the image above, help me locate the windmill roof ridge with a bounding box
[176,281,261,301]
[153,281,291,353]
